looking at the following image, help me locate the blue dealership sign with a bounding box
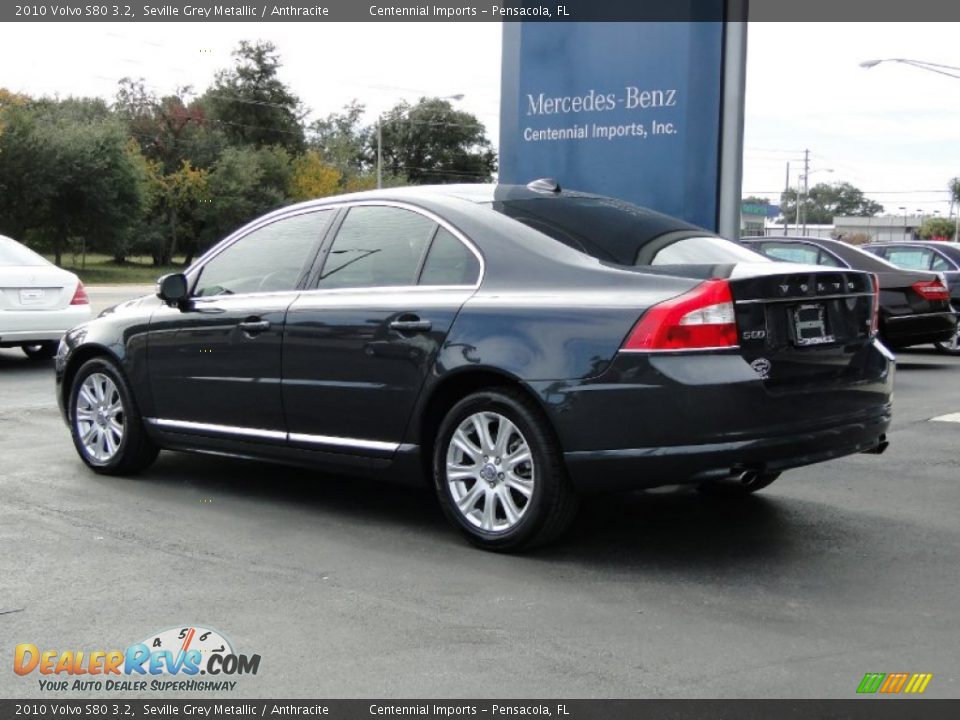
[500,18,742,233]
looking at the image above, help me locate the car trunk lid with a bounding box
[0,267,77,310]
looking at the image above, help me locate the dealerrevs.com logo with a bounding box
[14,626,261,693]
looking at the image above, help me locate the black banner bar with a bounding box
[5,0,960,22]
[1,700,959,720]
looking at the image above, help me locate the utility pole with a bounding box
[784,161,791,235]
[801,148,810,237]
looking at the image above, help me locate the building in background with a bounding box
[834,215,924,243]
[740,200,780,236]
[762,220,835,239]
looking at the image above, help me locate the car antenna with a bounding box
[527,178,561,194]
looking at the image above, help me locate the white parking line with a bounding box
[930,413,960,423]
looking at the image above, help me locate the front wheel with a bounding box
[68,357,159,474]
[433,387,578,552]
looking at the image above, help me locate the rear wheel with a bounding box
[68,357,159,474]
[698,471,781,495]
[934,325,960,355]
[22,342,57,360]
[433,387,578,551]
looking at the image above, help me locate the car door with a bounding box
[282,203,482,456]
[146,209,334,440]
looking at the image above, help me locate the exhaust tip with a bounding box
[861,434,889,455]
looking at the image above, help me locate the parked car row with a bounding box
[742,236,959,355]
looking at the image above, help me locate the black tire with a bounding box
[22,342,57,360]
[698,471,781,495]
[68,357,159,475]
[433,386,579,552]
[933,329,960,356]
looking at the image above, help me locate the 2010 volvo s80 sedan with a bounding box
[56,183,893,550]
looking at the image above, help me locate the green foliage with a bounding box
[203,40,305,154]
[780,182,884,224]
[377,97,497,184]
[0,42,499,277]
[919,217,956,240]
[196,145,291,250]
[0,99,145,265]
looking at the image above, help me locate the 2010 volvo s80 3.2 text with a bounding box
[56,182,893,550]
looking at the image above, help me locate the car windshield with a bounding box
[488,196,760,266]
[0,236,50,267]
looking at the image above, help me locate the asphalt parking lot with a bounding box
[1,285,958,699]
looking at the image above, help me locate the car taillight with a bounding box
[622,279,739,351]
[70,282,89,305]
[911,278,950,302]
[870,273,880,336]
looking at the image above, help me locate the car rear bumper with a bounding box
[882,310,958,347]
[0,306,91,346]
[562,409,890,493]
[529,339,894,494]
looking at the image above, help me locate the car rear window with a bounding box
[0,236,50,267]
[488,196,751,266]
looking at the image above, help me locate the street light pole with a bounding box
[375,93,464,190]
[376,119,383,190]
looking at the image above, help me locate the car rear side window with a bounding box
[887,248,934,271]
[419,228,481,286]
[317,206,437,289]
[195,211,331,297]
[761,243,820,264]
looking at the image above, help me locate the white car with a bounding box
[0,235,91,359]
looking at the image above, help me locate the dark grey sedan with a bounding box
[56,183,893,551]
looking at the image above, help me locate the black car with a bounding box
[56,184,893,551]
[743,236,957,351]
[862,240,960,354]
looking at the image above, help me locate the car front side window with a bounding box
[194,210,331,297]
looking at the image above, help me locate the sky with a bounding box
[2,21,959,218]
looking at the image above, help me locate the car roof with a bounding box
[745,235,904,272]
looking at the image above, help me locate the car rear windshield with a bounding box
[488,196,753,266]
[0,236,50,267]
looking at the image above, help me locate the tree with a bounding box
[376,97,496,184]
[307,100,370,177]
[919,217,955,240]
[203,41,305,154]
[115,79,227,263]
[288,151,342,201]
[780,182,883,224]
[0,100,145,265]
[195,145,292,255]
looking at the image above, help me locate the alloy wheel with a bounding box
[75,372,125,462]
[445,411,535,533]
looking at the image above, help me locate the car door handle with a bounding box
[238,319,271,335]
[389,318,432,333]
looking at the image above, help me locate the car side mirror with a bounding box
[156,273,190,309]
